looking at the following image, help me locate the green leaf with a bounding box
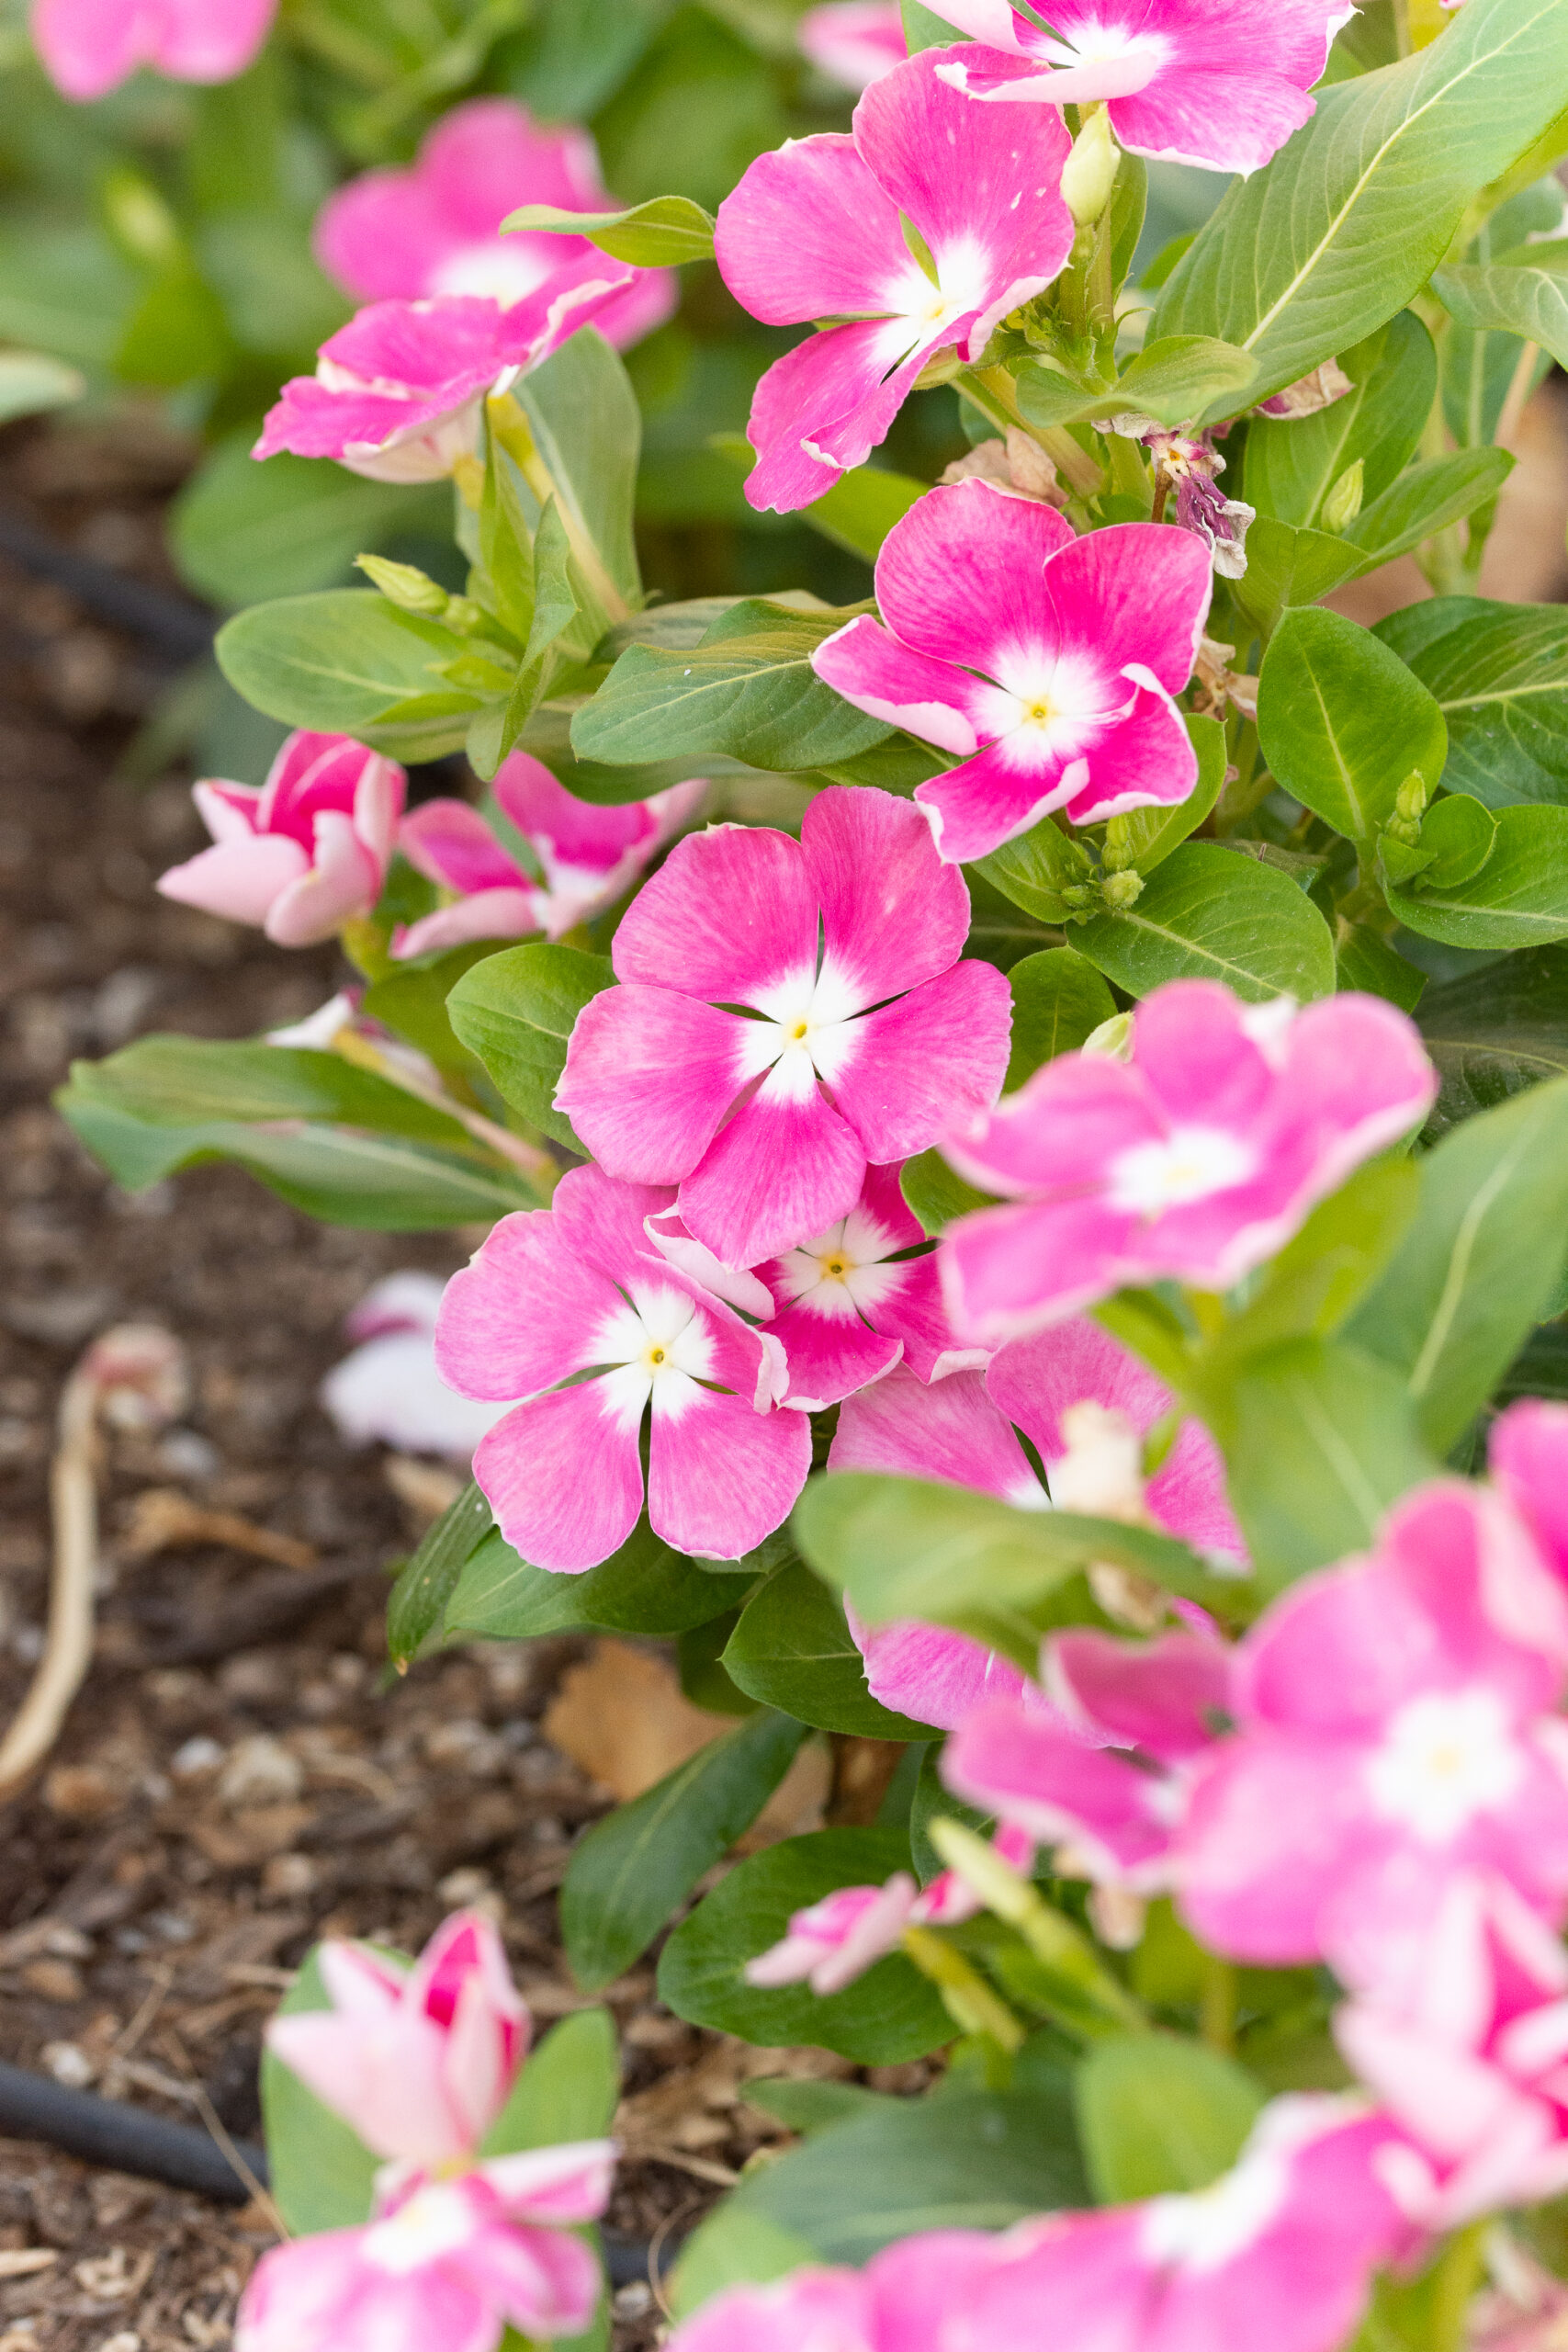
[976,817,1091,927]
[513,329,642,615]
[1258,607,1448,842]
[446,1522,740,1642]
[899,1149,998,1238]
[1076,842,1337,1003]
[262,1947,382,2234]
[1434,237,1568,371]
[1414,794,1498,891]
[800,465,929,563]
[1375,598,1568,811]
[1154,0,1568,413]
[361,944,500,1080]
[658,1827,954,2063]
[900,0,961,50]
[0,225,138,371]
[1337,926,1427,1013]
[215,590,484,763]
[1244,312,1436,528]
[1201,1159,1422,1374]
[1386,804,1568,948]
[723,1562,933,1736]
[1345,1074,1568,1450]
[502,194,716,266]
[1113,716,1226,877]
[386,1479,493,1670]
[1214,1337,1440,1589]
[1340,447,1514,570]
[481,2007,619,2157]
[562,1712,809,1991]
[171,434,446,608]
[571,602,890,772]
[742,2079,894,2136]
[1006,949,1117,1091]
[1077,2035,1265,2204]
[56,1035,467,1144]
[447,940,614,1150]
[1015,335,1258,431]
[0,349,84,425]
[1417,944,1568,1131]
[1227,517,1364,643]
[113,264,231,387]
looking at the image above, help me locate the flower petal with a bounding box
[400,798,525,894]
[1043,520,1212,696]
[829,958,1012,1163]
[715,131,910,325]
[156,834,309,928]
[770,1301,903,1410]
[802,785,975,1008]
[473,1385,645,1573]
[741,319,927,512]
[434,1208,625,1402]
[649,1387,812,1558]
[811,616,985,757]
[678,1066,868,1268]
[610,824,818,1004]
[830,1362,1040,1504]
[556,985,751,1185]
[874,478,1072,676]
[1059,679,1200,826]
[915,735,1090,863]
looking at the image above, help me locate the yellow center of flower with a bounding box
[790,1019,810,1041]
[1022,696,1056,727]
[649,1346,667,1365]
[819,1254,850,1281]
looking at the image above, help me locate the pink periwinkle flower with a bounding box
[798,1,908,89]
[920,0,1357,177]
[714,50,1073,513]
[1491,1398,1568,1594]
[757,1162,986,1411]
[434,1163,810,1571]
[1175,1483,1568,1975]
[554,786,1013,1272]
[155,730,404,947]
[743,1823,1037,1995]
[811,478,1213,863]
[668,2233,1004,2352]
[254,264,636,484]
[320,1273,507,1462]
[393,754,705,959]
[941,980,1438,1343]
[31,0,275,101]
[314,96,676,354]
[234,2143,614,2352]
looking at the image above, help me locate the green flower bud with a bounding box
[356,554,450,616]
[1100,868,1145,911]
[1060,104,1120,229]
[1320,458,1365,535]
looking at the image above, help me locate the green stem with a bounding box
[962,367,1106,498]
[1426,2222,1488,2352]
[487,393,630,628]
[902,1928,1026,2052]
[1199,1953,1236,2054]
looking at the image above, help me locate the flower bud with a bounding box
[1083,1011,1134,1061]
[1321,458,1365,534]
[1100,867,1145,911]
[357,554,451,616]
[1060,104,1120,229]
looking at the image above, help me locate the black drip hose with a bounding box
[0,509,215,662]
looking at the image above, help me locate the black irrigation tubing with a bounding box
[0,2062,673,2279]
[0,507,217,663]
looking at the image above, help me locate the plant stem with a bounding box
[902,1928,1026,2052]
[487,393,630,628]
[1199,1953,1237,2054]
[963,366,1106,497]
[333,1030,556,1189]
[1427,2222,1489,2352]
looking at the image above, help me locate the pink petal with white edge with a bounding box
[768,1303,902,1411]
[1045,520,1213,696]
[648,1386,812,1560]
[1492,1397,1568,1585]
[193,778,263,842]
[872,478,1074,676]
[829,958,1013,1164]
[846,1600,1032,1732]
[610,824,817,1003]
[234,2228,496,2352]
[156,833,308,927]
[943,1045,1166,1199]
[1060,682,1200,826]
[400,799,524,894]
[265,2007,465,2166]
[677,1067,867,1269]
[474,1385,645,1573]
[497,248,640,368]
[392,889,542,959]
[1110,67,1315,176]
[801,786,975,1007]
[808,616,986,757]
[1048,1627,1233,1762]
[555,985,750,1183]
[547,1160,677,1278]
[741,318,927,513]
[460,2221,603,2342]
[265,811,380,944]
[915,738,1094,865]
[480,2141,617,2224]
[645,1207,775,1322]
[714,132,910,326]
[830,1363,1040,1506]
[944,1697,1180,1883]
[434,1208,622,1403]
[875,1253,989,1382]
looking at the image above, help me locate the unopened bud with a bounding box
[1320,458,1365,534]
[1060,103,1120,228]
[1100,868,1145,910]
[928,1819,1035,1927]
[1395,769,1430,825]
[1101,816,1137,875]
[357,554,450,616]
[443,594,492,637]
[1083,1012,1134,1062]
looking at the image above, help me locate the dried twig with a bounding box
[120,1488,316,1572]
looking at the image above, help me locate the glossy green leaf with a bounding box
[1077,843,1337,1003]
[1415,794,1498,890]
[562,1711,808,1991]
[1434,237,1568,371]
[445,1523,739,1642]
[502,193,716,266]
[1227,516,1363,642]
[801,465,928,562]
[55,1035,468,1143]
[1340,448,1513,569]
[512,329,642,613]
[1113,716,1226,878]
[386,1479,493,1670]
[1346,1074,1568,1447]
[1258,607,1448,842]
[1386,804,1568,948]
[1417,944,1568,1131]
[215,589,484,763]
[481,2007,619,2156]
[1337,926,1427,1013]
[171,435,446,608]
[658,1827,953,2063]
[262,1947,382,2234]
[1244,312,1436,527]
[1077,2035,1265,2204]
[446,941,614,1149]
[1375,599,1568,811]
[1006,949,1117,1091]
[1015,335,1258,431]
[722,1562,933,1737]
[976,816,1091,926]
[1200,1159,1422,1374]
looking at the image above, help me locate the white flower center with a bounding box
[363,2180,474,2275]
[590,1281,716,1427]
[1364,1687,1528,1846]
[776,1206,904,1320]
[1106,1126,1258,1216]
[740,960,863,1098]
[430,240,553,307]
[1138,2143,1289,2275]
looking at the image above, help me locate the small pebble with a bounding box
[42,2041,95,2088]
[218,1735,304,1810]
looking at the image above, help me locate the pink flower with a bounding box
[668,2234,1002,2352]
[320,1274,508,1461]
[812,480,1213,862]
[798,1,907,89]
[714,51,1073,512]
[235,2143,613,2352]
[314,97,676,354]
[554,787,1012,1272]
[1491,1399,1568,1593]
[942,981,1438,1343]
[433,1163,811,1571]
[31,0,275,101]
[394,755,705,959]
[254,265,636,484]
[155,731,404,946]
[757,1162,986,1411]
[946,2098,1408,2352]
[267,1911,528,2166]
[743,1824,1037,1994]
[920,0,1357,177]
[1337,1872,1568,2231]
[1175,1483,1568,1973]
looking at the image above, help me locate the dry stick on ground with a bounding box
[120,1488,317,1572]
[0,1325,186,1803]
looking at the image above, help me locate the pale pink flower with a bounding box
[922,0,1357,177]
[743,1824,1036,1994]
[234,2143,613,2352]
[554,787,1012,1272]
[393,755,705,959]
[1337,1872,1568,2232]
[798,1,907,89]
[668,2233,1002,2352]
[254,266,635,484]
[155,731,404,947]
[757,1162,986,1411]
[32,0,275,101]
[434,1163,810,1571]
[942,981,1438,1343]
[320,1274,508,1461]
[811,479,1213,862]
[1175,1483,1568,1973]
[714,50,1073,512]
